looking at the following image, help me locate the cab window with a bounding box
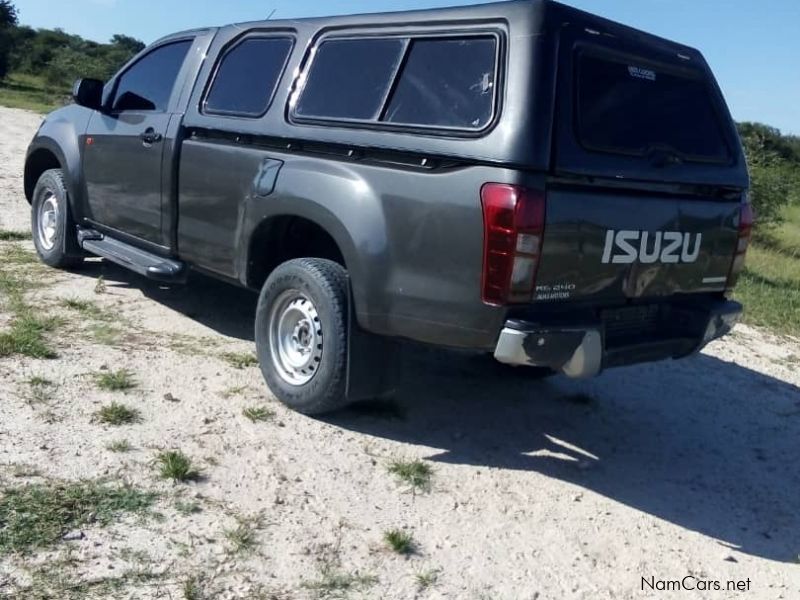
[111,40,192,112]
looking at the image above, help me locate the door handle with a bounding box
[140,128,163,145]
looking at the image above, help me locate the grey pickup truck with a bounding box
[24,0,752,414]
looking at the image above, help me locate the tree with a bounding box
[737,122,800,228]
[0,0,18,80]
[110,34,145,55]
[0,0,17,27]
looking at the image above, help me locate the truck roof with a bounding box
[222,0,697,55]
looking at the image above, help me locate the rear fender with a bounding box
[239,157,389,328]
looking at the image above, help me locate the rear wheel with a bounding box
[255,258,350,415]
[31,169,83,269]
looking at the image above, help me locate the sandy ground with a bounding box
[0,104,799,599]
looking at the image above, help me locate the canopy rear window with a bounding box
[576,51,732,163]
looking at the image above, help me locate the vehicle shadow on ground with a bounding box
[73,259,799,563]
[77,260,258,340]
[333,346,800,565]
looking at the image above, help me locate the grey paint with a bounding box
[24,0,750,356]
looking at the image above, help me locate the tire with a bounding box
[31,169,83,269]
[255,258,350,415]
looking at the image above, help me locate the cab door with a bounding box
[82,39,193,247]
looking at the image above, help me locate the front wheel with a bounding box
[255,258,350,415]
[31,168,83,269]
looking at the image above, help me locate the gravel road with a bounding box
[1,105,799,599]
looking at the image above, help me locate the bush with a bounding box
[738,122,800,229]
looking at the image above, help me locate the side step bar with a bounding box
[78,229,187,283]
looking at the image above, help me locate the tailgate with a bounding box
[534,188,740,303]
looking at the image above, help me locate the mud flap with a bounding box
[345,284,399,403]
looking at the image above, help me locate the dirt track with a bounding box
[1,105,799,599]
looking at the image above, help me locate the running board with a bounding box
[78,229,187,283]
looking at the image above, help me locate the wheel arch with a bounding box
[243,213,351,290]
[240,205,378,327]
[24,135,85,223]
[24,144,65,203]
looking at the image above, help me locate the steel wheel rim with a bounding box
[37,192,59,251]
[268,290,323,386]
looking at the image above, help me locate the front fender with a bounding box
[25,105,93,214]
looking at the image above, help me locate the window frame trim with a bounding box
[201,32,296,119]
[288,29,504,138]
[105,37,196,115]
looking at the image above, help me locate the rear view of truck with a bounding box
[490,1,751,377]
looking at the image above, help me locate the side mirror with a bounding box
[72,78,104,111]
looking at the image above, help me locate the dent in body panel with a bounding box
[178,138,508,347]
[254,159,510,346]
[537,190,740,303]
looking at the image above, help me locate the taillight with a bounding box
[726,200,754,292]
[480,183,546,305]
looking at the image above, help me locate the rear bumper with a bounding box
[493,300,742,378]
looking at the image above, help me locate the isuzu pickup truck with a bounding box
[24,0,751,414]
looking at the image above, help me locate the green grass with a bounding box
[61,297,107,318]
[220,351,259,369]
[95,369,137,392]
[0,230,31,241]
[0,245,60,359]
[106,439,133,453]
[771,203,800,254]
[242,406,275,423]
[735,203,800,335]
[388,459,433,493]
[0,481,156,555]
[89,323,123,345]
[223,514,263,555]
[0,73,69,114]
[96,403,141,426]
[415,569,440,591]
[156,450,200,483]
[0,311,60,359]
[383,529,417,555]
[734,246,800,334]
[182,575,211,600]
[303,569,378,598]
[174,500,202,516]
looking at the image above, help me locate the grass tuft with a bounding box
[388,459,433,492]
[303,569,378,598]
[157,450,200,483]
[383,529,417,555]
[223,514,263,555]
[0,312,60,359]
[96,403,141,426]
[0,481,156,555]
[182,575,211,600]
[220,351,259,369]
[106,439,133,453]
[175,500,202,516]
[242,406,275,423]
[415,569,440,591]
[95,369,137,392]
[0,230,31,241]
